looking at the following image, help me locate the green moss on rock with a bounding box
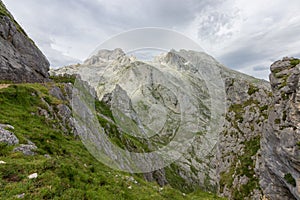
[219,137,261,199]
[290,59,300,67]
[248,84,259,95]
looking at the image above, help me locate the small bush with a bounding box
[50,74,76,84]
[248,84,259,95]
[284,173,296,187]
[290,59,300,67]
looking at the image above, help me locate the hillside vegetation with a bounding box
[0,80,225,200]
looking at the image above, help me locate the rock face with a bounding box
[51,48,272,198]
[217,78,271,199]
[13,143,37,156]
[0,125,19,145]
[260,57,300,200]
[0,1,49,83]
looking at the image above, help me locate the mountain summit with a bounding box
[51,48,299,199]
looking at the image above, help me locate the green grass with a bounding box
[0,83,224,199]
[248,84,259,95]
[221,91,264,197]
[220,137,261,199]
[233,137,261,199]
[165,163,194,193]
[290,59,300,67]
[49,75,76,84]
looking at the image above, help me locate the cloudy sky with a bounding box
[3,0,300,80]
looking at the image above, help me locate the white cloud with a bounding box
[2,0,300,80]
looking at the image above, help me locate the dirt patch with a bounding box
[0,84,10,90]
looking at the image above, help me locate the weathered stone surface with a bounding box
[217,78,271,199]
[49,86,66,101]
[52,48,271,198]
[0,1,49,83]
[13,143,37,156]
[144,169,168,187]
[260,57,300,200]
[84,48,126,65]
[0,125,19,145]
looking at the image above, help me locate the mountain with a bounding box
[0,0,49,83]
[51,48,299,199]
[0,0,299,199]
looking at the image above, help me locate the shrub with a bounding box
[284,173,296,187]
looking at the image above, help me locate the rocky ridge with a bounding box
[259,57,300,200]
[51,48,274,199]
[0,0,49,83]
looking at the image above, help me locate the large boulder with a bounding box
[0,1,49,83]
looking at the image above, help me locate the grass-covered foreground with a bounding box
[0,82,225,200]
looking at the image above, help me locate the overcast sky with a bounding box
[3,0,300,80]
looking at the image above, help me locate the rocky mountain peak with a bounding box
[84,48,126,65]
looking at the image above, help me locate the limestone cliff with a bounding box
[259,57,300,200]
[0,0,49,83]
[217,77,271,199]
[51,48,272,199]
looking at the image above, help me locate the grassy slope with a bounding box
[0,82,225,200]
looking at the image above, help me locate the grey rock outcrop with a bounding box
[0,1,49,83]
[36,84,77,136]
[260,57,300,200]
[13,143,37,156]
[217,78,271,199]
[0,125,19,145]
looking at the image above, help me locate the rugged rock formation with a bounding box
[0,82,76,156]
[217,78,271,199]
[0,1,49,83]
[260,57,300,200]
[51,48,272,198]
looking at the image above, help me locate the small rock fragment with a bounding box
[16,193,25,199]
[28,173,38,179]
[44,154,51,159]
